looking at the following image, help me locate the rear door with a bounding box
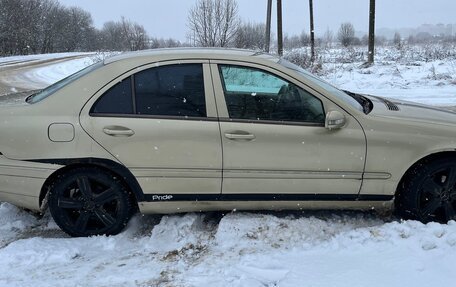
[80,60,222,199]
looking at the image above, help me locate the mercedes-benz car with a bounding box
[1,48,455,237]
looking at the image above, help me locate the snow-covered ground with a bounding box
[322,59,456,106]
[1,203,455,287]
[1,50,456,286]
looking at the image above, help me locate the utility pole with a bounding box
[277,0,283,56]
[265,0,272,53]
[368,0,376,64]
[309,0,315,62]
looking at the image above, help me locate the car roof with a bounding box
[104,47,280,65]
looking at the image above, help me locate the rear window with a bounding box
[28,61,103,104]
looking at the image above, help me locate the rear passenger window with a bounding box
[91,78,133,114]
[135,64,206,117]
[91,64,206,118]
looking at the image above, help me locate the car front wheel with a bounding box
[48,167,134,237]
[398,157,456,223]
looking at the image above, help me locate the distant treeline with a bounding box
[0,0,182,56]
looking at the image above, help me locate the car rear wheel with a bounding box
[48,167,134,237]
[398,157,456,223]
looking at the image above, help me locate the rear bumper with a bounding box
[0,155,58,211]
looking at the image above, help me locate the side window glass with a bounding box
[219,65,325,124]
[91,78,133,114]
[135,64,206,117]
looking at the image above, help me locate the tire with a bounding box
[397,157,456,223]
[48,167,134,237]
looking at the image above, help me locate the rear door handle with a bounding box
[103,126,135,137]
[224,131,256,141]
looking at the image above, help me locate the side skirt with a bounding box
[143,193,393,202]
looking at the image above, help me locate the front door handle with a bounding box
[103,126,135,137]
[224,131,256,141]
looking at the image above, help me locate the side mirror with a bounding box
[325,110,346,130]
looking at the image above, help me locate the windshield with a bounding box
[279,59,364,112]
[27,61,104,104]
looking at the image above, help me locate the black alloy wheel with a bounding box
[48,167,134,237]
[398,158,456,223]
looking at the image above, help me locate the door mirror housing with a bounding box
[325,111,346,130]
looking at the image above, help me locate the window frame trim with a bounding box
[131,74,137,114]
[219,117,325,127]
[87,113,325,127]
[88,113,219,121]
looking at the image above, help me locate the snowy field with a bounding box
[323,59,456,106]
[1,50,456,286]
[287,45,456,106]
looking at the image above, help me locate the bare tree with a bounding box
[187,0,240,47]
[0,0,102,55]
[150,37,182,49]
[323,28,334,48]
[338,22,355,47]
[119,17,148,51]
[40,0,63,53]
[20,0,46,54]
[367,0,375,64]
[99,17,149,51]
[234,22,266,50]
[130,23,148,50]
[58,7,94,52]
[393,32,402,49]
[100,21,124,51]
[0,0,37,55]
[284,31,310,50]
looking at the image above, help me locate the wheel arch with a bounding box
[38,158,145,210]
[395,151,456,199]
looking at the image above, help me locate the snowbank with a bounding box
[0,203,455,286]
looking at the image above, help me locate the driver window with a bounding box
[219,65,325,124]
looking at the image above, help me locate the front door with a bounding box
[211,62,366,200]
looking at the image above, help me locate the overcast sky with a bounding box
[59,0,455,40]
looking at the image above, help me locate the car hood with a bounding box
[365,95,456,127]
[0,90,39,107]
